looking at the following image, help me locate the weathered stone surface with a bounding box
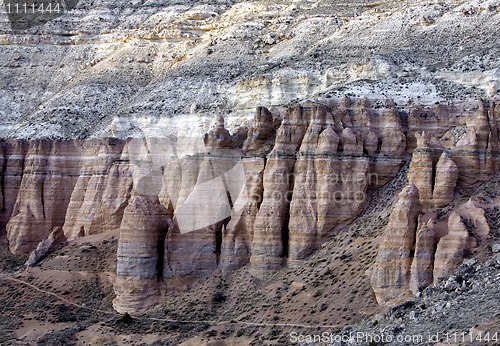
[341,127,361,155]
[242,106,277,156]
[250,105,307,278]
[407,103,452,153]
[433,212,470,284]
[63,138,130,240]
[371,184,421,304]
[164,116,245,280]
[408,132,435,209]
[456,197,490,240]
[288,154,370,266]
[363,131,378,156]
[0,140,27,231]
[317,126,339,155]
[453,127,480,187]
[410,217,437,294]
[288,107,330,264]
[220,158,265,272]
[25,227,66,267]
[3,97,500,314]
[165,155,239,279]
[113,193,170,313]
[379,100,406,156]
[492,244,500,253]
[6,140,81,254]
[432,152,458,208]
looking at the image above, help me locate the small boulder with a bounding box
[25,227,66,267]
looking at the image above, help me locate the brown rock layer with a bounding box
[408,132,436,209]
[6,140,82,254]
[433,212,470,283]
[432,152,458,208]
[0,140,27,231]
[371,184,422,304]
[113,193,170,313]
[1,97,500,313]
[63,138,130,240]
[410,217,437,294]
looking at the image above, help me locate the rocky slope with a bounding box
[1,0,499,139]
[0,157,498,345]
[1,96,500,316]
[1,0,500,344]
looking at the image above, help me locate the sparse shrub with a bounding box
[120,312,133,325]
[212,291,226,304]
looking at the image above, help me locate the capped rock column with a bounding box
[452,127,479,187]
[220,157,265,272]
[408,132,434,210]
[165,116,243,279]
[432,152,458,208]
[379,99,406,157]
[410,217,437,294]
[250,105,307,278]
[288,107,327,265]
[113,194,169,313]
[371,184,421,304]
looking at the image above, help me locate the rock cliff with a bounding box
[371,99,499,303]
[1,97,500,312]
[113,193,170,313]
[2,1,500,343]
[371,184,422,304]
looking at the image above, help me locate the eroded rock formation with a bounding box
[371,188,493,304]
[113,193,170,313]
[410,216,437,295]
[1,97,499,312]
[63,138,131,240]
[371,184,421,304]
[25,226,66,267]
[433,152,459,208]
[372,99,499,303]
[6,140,82,254]
[433,212,471,284]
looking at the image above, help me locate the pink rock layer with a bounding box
[1,97,499,312]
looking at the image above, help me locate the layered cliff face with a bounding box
[2,2,500,344]
[372,185,495,304]
[113,193,170,313]
[6,140,82,254]
[2,139,133,254]
[370,185,422,303]
[1,97,500,312]
[63,138,131,240]
[371,101,499,303]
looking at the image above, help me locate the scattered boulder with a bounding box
[25,227,66,267]
[492,244,500,253]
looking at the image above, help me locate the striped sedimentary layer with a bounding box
[1,97,500,311]
[113,194,170,313]
[371,100,499,303]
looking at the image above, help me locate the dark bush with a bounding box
[212,291,226,304]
